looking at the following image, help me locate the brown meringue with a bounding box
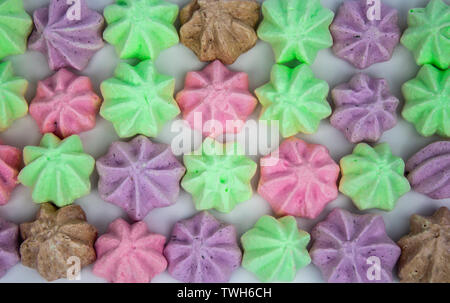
[397,207,450,283]
[179,0,260,65]
[20,203,97,281]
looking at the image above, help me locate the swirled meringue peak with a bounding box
[30,69,101,138]
[0,0,32,59]
[28,0,104,71]
[310,208,400,283]
[258,137,339,219]
[401,0,450,70]
[330,0,401,69]
[0,141,21,206]
[0,217,19,279]
[406,141,450,199]
[97,136,185,221]
[93,218,167,283]
[104,0,179,61]
[164,211,242,283]
[330,73,399,143]
[176,60,257,137]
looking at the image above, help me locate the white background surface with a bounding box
[0,0,448,283]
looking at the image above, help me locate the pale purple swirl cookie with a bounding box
[406,141,450,199]
[97,136,185,221]
[330,73,398,143]
[0,217,19,279]
[330,0,401,69]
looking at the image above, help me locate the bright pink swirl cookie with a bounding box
[258,138,339,218]
[0,142,21,205]
[176,60,257,137]
[30,69,101,138]
[93,218,167,283]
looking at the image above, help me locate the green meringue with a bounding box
[181,138,257,213]
[241,215,311,282]
[18,134,95,207]
[100,60,180,138]
[0,0,32,59]
[402,64,450,137]
[257,0,334,64]
[255,64,331,138]
[103,0,179,60]
[339,143,410,211]
[0,61,28,131]
[401,0,450,70]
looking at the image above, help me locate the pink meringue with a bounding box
[258,137,339,218]
[176,60,257,137]
[93,218,167,283]
[0,142,21,205]
[30,69,101,138]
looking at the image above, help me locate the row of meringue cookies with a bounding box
[0,0,448,283]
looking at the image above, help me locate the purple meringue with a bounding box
[29,0,104,71]
[0,217,19,279]
[164,212,242,283]
[406,141,450,199]
[96,136,185,221]
[330,73,398,143]
[330,0,401,69]
[310,208,400,283]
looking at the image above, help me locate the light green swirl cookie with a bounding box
[18,134,95,207]
[0,61,28,131]
[255,64,331,138]
[257,0,334,64]
[103,0,179,60]
[0,0,32,59]
[401,0,450,70]
[402,64,450,137]
[339,143,410,211]
[241,215,311,282]
[100,60,180,138]
[181,138,257,213]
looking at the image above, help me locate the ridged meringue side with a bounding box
[310,208,400,283]
[330,73,399,143]
[93,218,167,283]
[164,211,242,283]
[0,142,21,205]
[96,136,185,221]
[0,217,19,279]
[406,141,450,199]
[28,0,104,71]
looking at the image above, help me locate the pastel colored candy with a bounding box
[18,134,95,207]
[182,138,257,213]
[330,0,401,69]
[241,215,311,282]
[402,65,450,137]
[310,208,400,283]
[20,203,97,281]
[0,61,28,131]
[100,60,180,138]
[258,0,334,64]
[255,64,331,138]
[406,141,450,199]
[164,211,242,283]
[104,0,179,60]
[180,0,260,65]
[176,60,257,137]
[93,218,167,283]
[339,143,410,211]
[397,207,450,283]
[30,69,101,138]
[0,217,19,279]
[0,141,21,205]
[96,136,185,221]
[29,0,104,71]
[330,73,399,143]
[258,137,339,219]
[0,0,32,59]
[401,0,450,70]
